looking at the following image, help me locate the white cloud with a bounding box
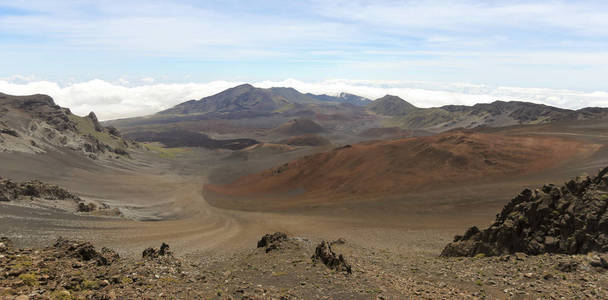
[1,78,607,121]
[0,79,241,120]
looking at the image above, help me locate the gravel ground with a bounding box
[2,235,608,299]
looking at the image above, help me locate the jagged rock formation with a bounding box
[142,243,173,260]
[257,232,288,252]
[0,93,138,158]
[312,241,352,274]
[54,238,120,266]
[442,167,608,257]
[0,178,119,215]
[0,178,81,202]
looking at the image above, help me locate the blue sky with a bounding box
[1,0,607,119]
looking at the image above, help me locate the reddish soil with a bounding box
[206,130,600,204]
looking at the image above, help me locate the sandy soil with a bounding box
[1,120,608,262]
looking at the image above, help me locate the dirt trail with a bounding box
[2,121,608,258]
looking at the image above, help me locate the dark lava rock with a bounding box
[88,111,104,132]
[53,237,118,266]
[142,242,173,259]
[113,148,129,156]
[0,178,81,202]
[257,232,288,252]
[442,166,608,257]
[77,202,97,212]
[0,129,19,137]
[98,247,121,266]
[588,253,608,269]
[106,126,122,137]
[556,261,578,272]
[312,241,352,274]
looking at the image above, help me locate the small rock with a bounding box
[556,261,579,272]
[330,238,346,245]
[589,254,608,268]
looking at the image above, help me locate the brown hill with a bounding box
[272,118,324,135]
[367,95,418,116]
[206,130,600,204]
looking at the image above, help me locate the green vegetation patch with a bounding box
[68,114,120,148]
[143,142,191,159]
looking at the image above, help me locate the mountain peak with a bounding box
[368,95,417,116]
[234,83,254,89]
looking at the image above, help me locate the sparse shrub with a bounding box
[120,276,133,285]
[51,290,73,300]
[81,279,98,290]
[18,273,38,286]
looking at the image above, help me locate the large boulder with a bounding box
[442,167,608,257]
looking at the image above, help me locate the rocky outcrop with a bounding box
[257,232,288,252]
[53,238,119,266]
[87,112,104,132]
[0,178,81,202]
[0,128,19,137]
[312,241,352,274]
[442,167,608,257]
[142,243,173,259]
[0,178,120,215]
[0,93,135,158]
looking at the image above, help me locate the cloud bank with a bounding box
[1,78,607,121]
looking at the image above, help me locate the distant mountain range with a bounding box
[156,84,608,129]
[159,84,372,115]
[369,95,608,131]
[3,83,608,151]
[104,83,608,147]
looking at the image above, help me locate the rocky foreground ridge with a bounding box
[3,232,608,299]
[442,166,608,257]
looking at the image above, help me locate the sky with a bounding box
[1,0,607,120]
